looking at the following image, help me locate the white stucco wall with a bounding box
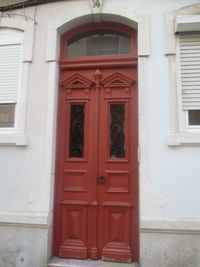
[0,0,199,218]
[0,0,200,266]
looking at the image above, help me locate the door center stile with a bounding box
[94,68,103,185]
[90,69,103,260]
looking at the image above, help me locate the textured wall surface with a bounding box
[0,0,199,218]
[141,231,200,267]
[0,225,48,267]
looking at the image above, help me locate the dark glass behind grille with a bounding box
[67,30,131,57]
[188,110,200,125]
[69,105,85,157]
[110,104,125,158]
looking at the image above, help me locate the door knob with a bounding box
[97,175,106,184]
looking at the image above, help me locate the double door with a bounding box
[53,66,139,262]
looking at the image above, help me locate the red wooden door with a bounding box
[53,66,139,262]
[53,23,139,263]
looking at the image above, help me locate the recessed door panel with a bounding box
[58,203,88,258]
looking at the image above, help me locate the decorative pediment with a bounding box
[61,73,94,89]
[101,72,135,88]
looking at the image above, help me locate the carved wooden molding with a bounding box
[59,56,137,70]
[101,72,135,88]
[61,73,94,89]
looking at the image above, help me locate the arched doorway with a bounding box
[53,22,139,263]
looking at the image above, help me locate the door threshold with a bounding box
[47,257,140,267]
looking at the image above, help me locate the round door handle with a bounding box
[97,175,106,184]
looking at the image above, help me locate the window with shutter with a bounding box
[166,8,200,145]
[179,34,200,127]
[0,18,34,145]
[0,29,22,128]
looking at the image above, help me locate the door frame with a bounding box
[59,22,137,69]
[53,22,139,262]
[44,7,150,264]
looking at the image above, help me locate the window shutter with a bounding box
[0,43,21,103]
[179,34,200,110]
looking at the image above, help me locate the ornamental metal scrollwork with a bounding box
[110,104,125,158]
[69,105,85,158]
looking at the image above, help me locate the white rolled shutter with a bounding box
[179,34,200,110]
[0,44,21,103]
[0,29,22,104]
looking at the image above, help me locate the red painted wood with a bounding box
[59,56,137,70]
[98,68,139,262]
[53,22,139,263]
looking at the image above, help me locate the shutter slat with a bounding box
[180,54,200,58]
[182,77,200,81]
[180,43,200,47]
[181,68,200,73]
[180,57,200,62]
[0,44,21,103]
[182,73,200,77]
[180,34,200,110]
[181,82,200,86]
[183,92,200,95]
[180,49,200,53]
[182,93,200,97]
[182,86,200,90]
[180,34,200,41]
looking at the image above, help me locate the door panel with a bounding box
[54,67,138,262]
[97,69,138,262]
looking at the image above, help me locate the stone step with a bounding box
[47,257,140,267]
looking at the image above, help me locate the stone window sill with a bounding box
[167,133,200,146]
[0,134,27,146]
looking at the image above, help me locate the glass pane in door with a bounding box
[110,104,125,158]
[69,104,85,157]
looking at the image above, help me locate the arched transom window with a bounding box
[66,29,132,58]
